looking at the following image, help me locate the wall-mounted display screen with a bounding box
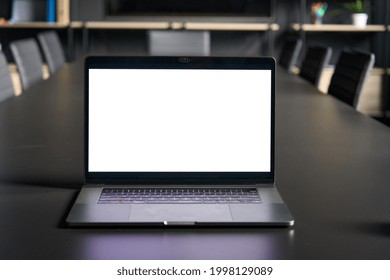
[106,0,272,19]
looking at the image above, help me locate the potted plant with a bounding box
[344,0,369,27]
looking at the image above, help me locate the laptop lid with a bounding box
[85,56,275,185]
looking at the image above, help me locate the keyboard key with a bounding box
[98,187,261,205]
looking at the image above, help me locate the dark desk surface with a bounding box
[0,59,390,260]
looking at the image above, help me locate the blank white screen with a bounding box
[89,69,271,172]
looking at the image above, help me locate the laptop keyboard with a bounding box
[98,188,261,204]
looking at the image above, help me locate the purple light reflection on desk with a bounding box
[80,229,295,259]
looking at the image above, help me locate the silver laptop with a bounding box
[66,56,294,226]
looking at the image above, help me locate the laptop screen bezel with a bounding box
[85,56,275,184]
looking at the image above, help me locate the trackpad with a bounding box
[129,204,232,222]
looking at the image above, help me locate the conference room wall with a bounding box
[69,0,385,63]
[0,0,386,63]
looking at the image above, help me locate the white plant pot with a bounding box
[352,13,368,27]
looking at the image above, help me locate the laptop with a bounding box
[66,56,294,226]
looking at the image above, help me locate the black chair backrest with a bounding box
[328,49,375,108]
[0,51,15,102]
[37,31,66,74]
[279,39,303,73]
[299,46,332,87]
[10,38,43,90]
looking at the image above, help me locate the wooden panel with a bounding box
[0,22,68,28]
[57,0,70,24]
[84,21,278,31]
[291,24,386,32]
[69,21,83,28]
[184,22,275,31]
[85,21,170,29]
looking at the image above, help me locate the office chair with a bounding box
[299,46,332,87]
[0,51,15,102]
[278,38,303,73]
[328,48,375,108]
[10,38,44,90]
[37,31,66,74]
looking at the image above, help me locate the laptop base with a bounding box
[66,185,294,227]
